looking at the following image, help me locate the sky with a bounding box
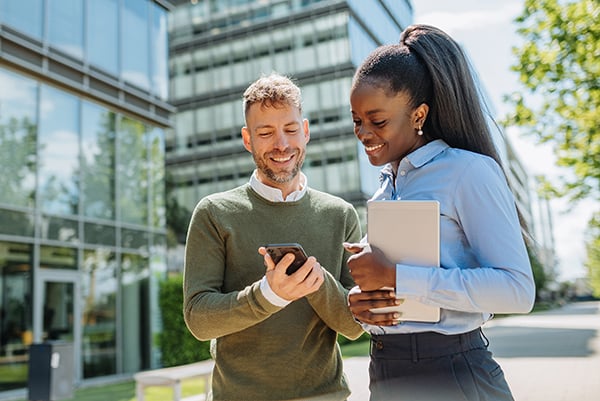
[412,0,594,282]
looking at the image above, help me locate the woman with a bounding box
[345,24,536,401]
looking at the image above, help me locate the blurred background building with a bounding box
[0,0,172,396]
[166,0,414,232]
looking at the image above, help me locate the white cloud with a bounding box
[417,4,521,35]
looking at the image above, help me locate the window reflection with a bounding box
[147,128,166,228]
[122,0,151,90]
[38,86,80,216]
[40,246,77,270]
[0,0,43,39]
[0,70,37,209]
[0,242,33,392]
[151,2,169,99]
[117,117,148,225]
[87,0,119,74]
[82,249,117,378]
[82,103,116,220]
[121,253,150,373]
[40,215,79,243]
[47,0,84,58]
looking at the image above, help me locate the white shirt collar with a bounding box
[249,170,308,202]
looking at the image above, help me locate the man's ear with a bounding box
[241,127,252,152]
[303,119,310,143]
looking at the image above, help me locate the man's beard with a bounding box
[254,150,305,184]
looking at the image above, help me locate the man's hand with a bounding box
[343,242,396,291]
[259,247,324,301]
[348,287,403,326]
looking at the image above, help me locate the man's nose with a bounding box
[273,131,290,149]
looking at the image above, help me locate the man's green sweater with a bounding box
[183,184,364,401]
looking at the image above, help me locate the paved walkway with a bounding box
[344,301,600,401]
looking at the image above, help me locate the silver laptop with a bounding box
[367,200,440,322]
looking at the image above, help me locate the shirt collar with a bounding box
[379,139,449,181]
[249,170,308,202]
[407,139,449,168]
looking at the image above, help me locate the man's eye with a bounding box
[373,120,386,126]
[352,120,361,126]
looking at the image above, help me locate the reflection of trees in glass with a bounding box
[147,128,166,228]
[117,117,148,226]
[38,87,79,216]
[0,116,37,207]
[81,105,116,220]
[82,248,117,378]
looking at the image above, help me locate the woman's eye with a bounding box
[373,120,386,126]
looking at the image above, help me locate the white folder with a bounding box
[367,200,440,322]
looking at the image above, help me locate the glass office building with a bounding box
[167,0,414,224]
[0,0,173,395]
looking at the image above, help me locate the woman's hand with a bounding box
[343,243,396,291]
[348,287,403,326]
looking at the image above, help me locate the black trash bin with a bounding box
[28,342,74,401]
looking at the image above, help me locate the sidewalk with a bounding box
[343,301,600,401]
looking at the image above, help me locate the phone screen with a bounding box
[264,243,308,275]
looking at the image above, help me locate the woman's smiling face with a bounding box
[350,82,427,170]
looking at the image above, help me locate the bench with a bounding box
[133,359,215,401]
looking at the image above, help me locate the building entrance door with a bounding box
[34,269,82,383]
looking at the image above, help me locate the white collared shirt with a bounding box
[250,170,308,307]
[249,169,307,202]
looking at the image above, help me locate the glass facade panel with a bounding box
[151,2,169,99]
[0,0,43,39]
[120,253,150,373]
[122,0,151,90]
[87,0,119,74]
[84,223,116,247]
[147,128,166,228]
[40,215,79,243]
[0,70,38,209]
[0,209,34,238]
[82,249,117,378]
[0,242,33,392]
[38,86,80,216]
[121,228,149,251]
[40,246,77,270]
[117,117,148,226]
[348,0,401,44]
[47,0,84,58]
[82,102,116,220]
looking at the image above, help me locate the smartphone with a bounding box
[264,243,308,275]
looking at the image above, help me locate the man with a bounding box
[183,73,363,401]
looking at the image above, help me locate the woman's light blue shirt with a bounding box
[364,139,535,335]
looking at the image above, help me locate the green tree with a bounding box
[585,213,600,297]
[505,0,600,292]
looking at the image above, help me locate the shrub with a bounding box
[158,274,211,367]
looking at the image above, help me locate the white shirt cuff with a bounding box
[260,276,291,307]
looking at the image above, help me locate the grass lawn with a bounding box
[9,339,370,401]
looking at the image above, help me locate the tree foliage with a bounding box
[585,212,600,297]
[505,0,599,291]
